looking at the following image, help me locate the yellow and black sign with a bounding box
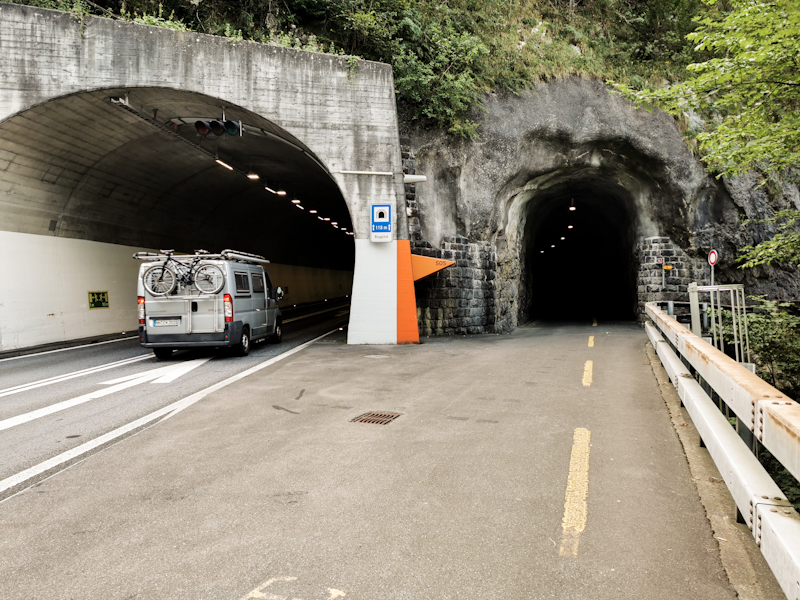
[88,291,109,309]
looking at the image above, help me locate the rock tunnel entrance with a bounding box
[522,174,639,322]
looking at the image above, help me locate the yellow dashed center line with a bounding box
[582,360,593,387]
[588,336,594,348]
[559,427,592,557]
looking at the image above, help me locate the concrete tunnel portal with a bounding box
[1,87,355,302]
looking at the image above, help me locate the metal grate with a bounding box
[351,411,402,425]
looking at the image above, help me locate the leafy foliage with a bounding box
[738,209,800,268]
[611,0,800,178]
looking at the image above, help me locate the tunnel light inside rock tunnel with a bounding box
[295,205,304,210]
[569,199,576,211]
[323,217,331,221]
[215,159,233,170]
[291,199,301,204]
[561,237,565,240]
[309,209,318,214]
[246,172,259,180]
[264,186,277,194]
[276,190,287,196]
[568,225,574,229]
[551,244,555,248]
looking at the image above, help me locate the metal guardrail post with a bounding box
[688,282,701,336]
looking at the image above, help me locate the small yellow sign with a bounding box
[88,291,109,309]
[663,265,674,270]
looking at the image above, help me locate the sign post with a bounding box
[708,249,719,286]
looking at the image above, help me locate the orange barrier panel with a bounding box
[410,254,455,281]
[396,240,419,344]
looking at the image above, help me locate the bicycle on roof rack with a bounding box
[135,249,225,296]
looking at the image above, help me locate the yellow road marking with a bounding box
[588,336,594,348]
[582,360,593,387]
[559,427,592,557]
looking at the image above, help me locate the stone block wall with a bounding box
[637,236,700,319]
[413,236,498,335]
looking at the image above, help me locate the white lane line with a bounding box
[0,354,153,398]
[0,330,336,496]
[283,306,350,324]
[0,359,210,432]
[0,336,139,363]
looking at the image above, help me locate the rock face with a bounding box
[402,77,800,333]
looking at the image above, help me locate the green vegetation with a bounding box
[612,0,800,272]
[7,0,705,136]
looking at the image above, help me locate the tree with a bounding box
[612,0,800,178]
[612,0,800,268]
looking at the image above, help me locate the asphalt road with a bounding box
[0,320,764,599]
[0,299,350,497]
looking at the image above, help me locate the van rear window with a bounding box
[234,273,250,293]
[252,274,265,293]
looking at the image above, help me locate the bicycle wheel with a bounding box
[143,265,177,296]
[193,264,225,294]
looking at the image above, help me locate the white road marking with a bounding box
[0,354,153,398]
[283,306,349,323]
[0,330,336,497]
[241,576,298,599]
[0,359,210,432]
[0,336,139,363]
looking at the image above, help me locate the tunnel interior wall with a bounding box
[0,231,353,351]
[404,78,800,333]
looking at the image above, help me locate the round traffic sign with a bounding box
[708,249,719,266]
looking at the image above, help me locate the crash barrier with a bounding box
[646,302,800,600]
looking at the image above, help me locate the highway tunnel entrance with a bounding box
[0,87,357,348]
[521,174,638,322]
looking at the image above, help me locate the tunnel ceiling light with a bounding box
[568,225,574,229]
[323,217,331,221]
[276,190,287,196]
[318,216,324,221]
[309,209,318,214]
[216,158,233,170]
[291,199,301,204]
[561,237,565,240]
[551,244,555,248]
[331,222,338,226]
[247,172,260,180]
[540,250,545,253]
[265,186,277,194]
[569,199,576,211]
[296,205,305,210]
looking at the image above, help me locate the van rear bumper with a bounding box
[138,322,242,348]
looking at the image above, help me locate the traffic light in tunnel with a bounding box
[194,120,242,137]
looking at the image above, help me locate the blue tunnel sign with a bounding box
[370,204,392,243]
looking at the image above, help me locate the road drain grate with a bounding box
[351,411,402,425]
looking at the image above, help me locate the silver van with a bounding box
[134,249,283,359]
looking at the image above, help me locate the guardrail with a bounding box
[645,302,800,600]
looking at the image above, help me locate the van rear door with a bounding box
[251,270,268,338]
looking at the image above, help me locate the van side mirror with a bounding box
[276,287,284,301]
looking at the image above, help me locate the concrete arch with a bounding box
[0,3,409,349]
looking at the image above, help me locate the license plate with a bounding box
[152,319,179,327]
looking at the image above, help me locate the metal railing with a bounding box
[646,302,800,600]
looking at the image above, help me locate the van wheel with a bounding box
[270,320,283,344]
[235,327,251,356]
[153,348,173,360]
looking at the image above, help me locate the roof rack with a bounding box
[132,249,270,267]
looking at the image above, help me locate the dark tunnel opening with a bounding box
[524,180,639,322]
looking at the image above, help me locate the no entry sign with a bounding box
[708,249,719,266]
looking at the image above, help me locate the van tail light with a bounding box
[138,296,145,325]
[223,294,233,322]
